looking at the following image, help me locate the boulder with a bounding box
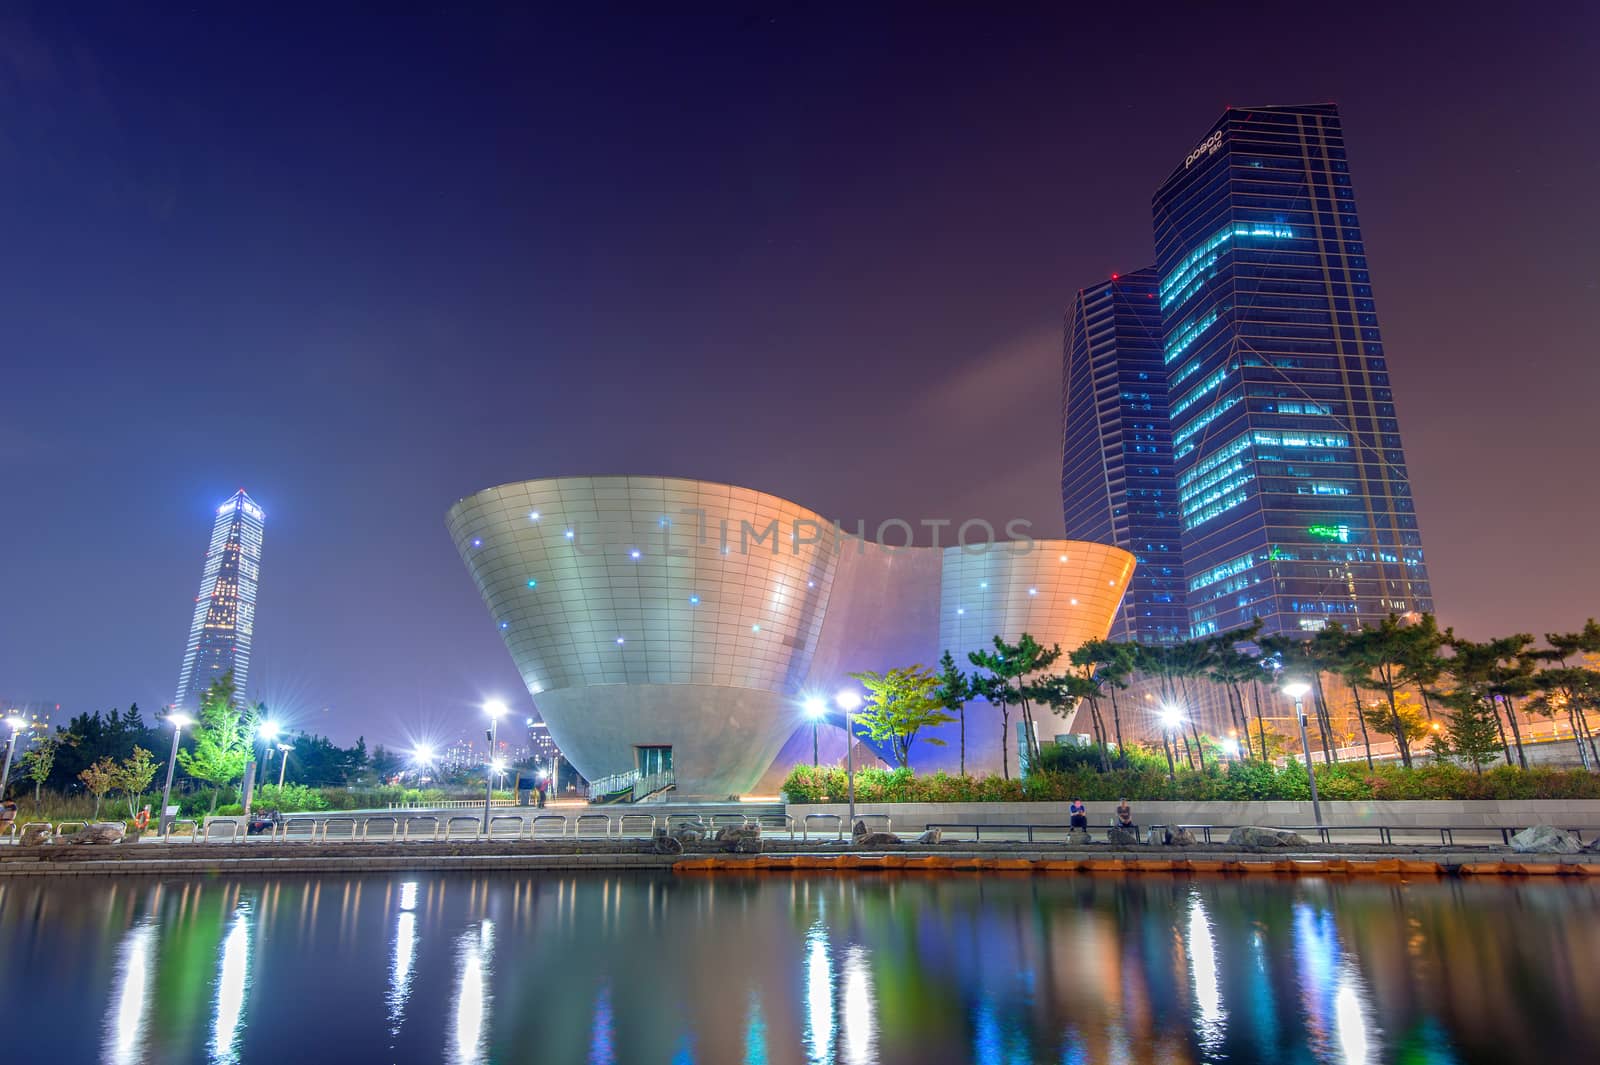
[1067,830,1092,845]
[1106,827,1140,847]
[915,828,943,845]
[19,823,53,846]
[715,824,763,853]
[856,832,902,847]
[1510,825,1583,855]
[651,829,683,855]
[1226,826,1307,849]
[66,823,126,845]
[669,824,704,844]
[1167,827,1198,847]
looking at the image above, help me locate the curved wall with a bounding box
[449,477,1136,795]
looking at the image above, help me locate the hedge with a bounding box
[780,761,1600,804]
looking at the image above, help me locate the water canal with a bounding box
[2,872,1596,1063]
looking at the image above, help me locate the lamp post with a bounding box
[835,689,863,837]
[1282,680,1322,827]
[1157,705,1182,779]
[483,700,508,831]
[0,714,26,799]
[244,720,280,816]
[802,697,827,766]
[158,712,196,837]
[275,743,293,788]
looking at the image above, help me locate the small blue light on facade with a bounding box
[527,579,537,588]
[979,582,988,590]
[957,607,965,615]
[751,624,761,633]
[529,511,540,521]
[659,517,670,527]
[1028,587,1038,596]
[689,595,700,605]
[499,621,508,630]
[807,580,815,588]
[629,549,641,560]
[472,538,482,548]
[564,529,575,540]
[615,636,625,645]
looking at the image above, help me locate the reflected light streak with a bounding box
[1187,893,1225,1048]
[388,892,418,1038]
[106,919,155,1065]
[842,945,875,1065]
[212,909,252,1063]
[803,923,834,1065]
[1335,974,1371,1065]
[744,989,769,1065]
[589,985,615,1065]
[451,920,494,1065]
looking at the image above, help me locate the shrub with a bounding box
[781,758,1600,803]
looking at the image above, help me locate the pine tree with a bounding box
[1434,692,1504,773]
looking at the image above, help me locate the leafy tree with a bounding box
[968,633,1062,774]
[79,758,119,818]
[1358,691,1430,760]
[176,674,255,814]
[116,746,159,819]
[1433,691,1505,773]
[1345,615,1444,768]
[22,732,69,811]
[932,652,972,776]
[850,666,955,769]
[369,745,402,784]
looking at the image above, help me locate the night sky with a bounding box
[4,5,1597,748]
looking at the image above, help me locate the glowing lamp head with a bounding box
[3,714,25,733]
[166,711,196,730]
[257,720,280,741]
[834,689,863,713]
[484,700,510,721]
[413,744,435,763]
[802,696,827,720]
[1281,680,1312,701]
[1157,705,1184,730]
[276,743,292,753]
[491,758,507,773]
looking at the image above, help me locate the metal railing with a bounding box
[586,772,636,801]
[530,815,568,839]
[386,798,516,810]
[617,813,657,838]
[574,813,613,838]
[402,816,441,841]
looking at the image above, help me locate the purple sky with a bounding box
[3,5,1597,747]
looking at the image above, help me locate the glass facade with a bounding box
[1151,103,1432,637]
[174,490,264,709]
[1062,269,1188,644]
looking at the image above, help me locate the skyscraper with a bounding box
[1062,269,1188,644]
[1152,103,1432,637]
[174,490,264,710]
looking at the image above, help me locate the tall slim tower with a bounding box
[175,490,264,710]
[1151,103,1432,638]
[1062,269,1188,644]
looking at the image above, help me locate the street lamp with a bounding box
[275,743,292,788]
[158,712,196,837]
[1282,679,1322,827]
[802,696,827,766]
[1157,704,1183,779]
[483,700,508,831]
[0,714,26,799]
[835,688,863,837]
[244,719,281,815]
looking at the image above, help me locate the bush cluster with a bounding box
[780,759,1600,804]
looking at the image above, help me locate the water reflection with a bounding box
[803,921,834,1065]
[388,882,418,1041]
[1186,891,1225,1054]
[450,920,493,1065]
[106,919,155,1065]
[11,873,1597,1065]
[841,944,875,1065]
[212,906,251,1063]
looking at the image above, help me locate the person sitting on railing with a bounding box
[1069,798,1089,831]
[0,800,16,834]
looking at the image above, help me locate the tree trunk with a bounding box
[959,708,966,777]
[93,794,102,819]
[1108,686,1127,769]
[1310,673,1338,764]
[1252,677,1269,762]
[1347,681,1375,769]
[1489,701,1512,766]
[1385,686,1412,769]
[1501,695,1528,770]
[999,711,1010,780]
[1232,685,1254,760]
